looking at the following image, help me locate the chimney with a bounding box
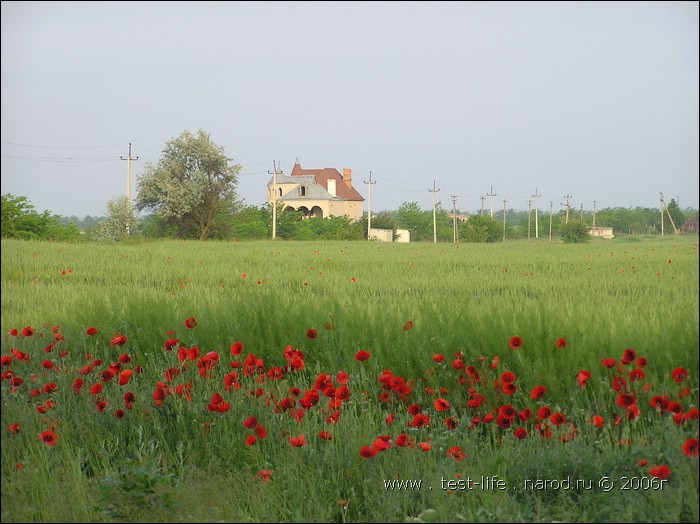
[343,168,352,188]
[328,179,337,197]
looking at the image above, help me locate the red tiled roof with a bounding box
[290,162,364,201]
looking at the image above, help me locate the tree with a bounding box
[135,129,241,240]
[460,215,502,243]
[560,220,591,243]
[666,199,685,232]
[1,194,80,241]
[94,196,139,241]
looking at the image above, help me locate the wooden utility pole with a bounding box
[532,188,541,238]
[429,181,440,243]
[487,186,497,219]
[269,161,282,239]
[580,203,584,221]
[549,201,553,242]
[527,199,532,241]
[120,143,139,235]
[480,196,485,216]
[502,199,507,243]
[364,172,376,240]
[451,195,458,244]
[660,193,680,234]
[561,194,572,224]
[660,193,664,236]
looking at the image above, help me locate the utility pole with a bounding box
[120,143,139,235]
[593,201,596,228]
[561,195,572,224]
[269,161,283,239]
[660,193,679,234]
[660,193,664,236]
[363,172,376,240]
[549,201,553,242]
[532,188,541,239]
[502,199,507,243]
[527,200,532,241]
[480,196,486,216]
[451,195,458,244]
[429,181,440,243]
[580,203,584,221]
[487,186,497,219]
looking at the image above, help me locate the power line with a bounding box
[1,140,126,149]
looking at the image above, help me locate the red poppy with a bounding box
[446,446,466,461]
[306,328,318,339]
[550,413,566,426]
[245,435,257,446]
[289,435,306,447]
[500,371,516,383]
[257,470,272,481]
[530,386,546,400]
[537,406,552,420]
[254,425,267,438]
[9,328,18,336]
[118,369,133,386]
[648,465,671,479]
[243,416,258,429]
[518,408,532,422]
[319,431,333,441]
[21,326,34,337]
[114,409,126,419]
[555,338,567,349]
[8,424,21,434]
[502,382,517,395]
[403,321,414,331]
[433,354,445,363]
[509,336,523,350]
[514,428,528,440]
[591,415,605,428]
[185,317,197,329]
[230,341,243,356]
[621,348,636,364]
[434,398,450,411]
[577,370,591,388]
[110,335,127,347]
[601,358,616,368]
[86,327,98,336]
[683,438,699,458]
[418,441,432,451]
[672,367,688,383]
[360,445,377,458]
[355,350,371,362]
[395,433,415,448]
[637,459,648,467]
[39,429,58,446]
[617,393,636,408]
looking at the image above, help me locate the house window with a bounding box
[300,186,306,196]
[278,188,282,197]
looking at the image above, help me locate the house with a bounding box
[267,161,364,221]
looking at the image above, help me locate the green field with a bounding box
[1,236,698,522]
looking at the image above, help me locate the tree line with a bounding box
[2,129,696,243]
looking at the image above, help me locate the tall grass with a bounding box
[1,237,698,522]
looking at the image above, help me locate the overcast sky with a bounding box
[2,1,698,218]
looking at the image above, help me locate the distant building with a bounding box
[267,161,364,221]
[590,226,615,239]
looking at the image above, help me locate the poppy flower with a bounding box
[254,425,267,438]
[289,435,306,447]
[243,416,258,429]
[110,335,127,347]
[403,321,414,331]
[418,441,432,451]
[672,367,688,383]
[518,408,532,422]
[114,409,125,419]
[306,329,318,339]
[257,470,272,481]
[185,317,197,329]
[360,445,377,458]
[550,413,566,426]
[601,358,616,369]
[500,371,516,383]
[446,446,466,461]
[621,348,636,364]
[577,370,591,388]
[682,438,699,458]
[8,424,21,434]
[555,338,567,349]
[118,369,133,386]
[21,326,34,337]
[648,465,671,479]
[530,386,546,400]
[537,406,551,419]
[514,428,528,440]
[433,354,445,363]
[591,415,605,428]
[502,382,517,395]
[509,336,523,350]
[86,327,98,336]
[355,350,371,362]
[434,398,450,411]
[39,429,58,446]
[245,435,257,446]
[319,431,333,441]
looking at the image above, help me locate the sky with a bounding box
[1,1,698,219]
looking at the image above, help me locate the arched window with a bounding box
[300,186,307,196]
[278,188,282,197]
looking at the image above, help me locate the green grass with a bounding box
[1,236,698,522]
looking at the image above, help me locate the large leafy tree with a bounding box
[1,194,80,241]
[135,129,241,240]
